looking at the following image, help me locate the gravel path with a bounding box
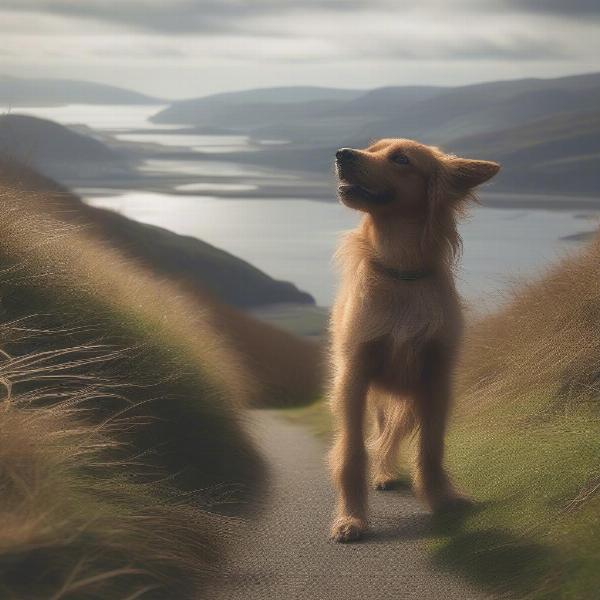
[208,411,489,600]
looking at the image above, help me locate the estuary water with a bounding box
[85,190,593,308]
[8,103,599,308]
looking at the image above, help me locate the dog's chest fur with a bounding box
[331,227,462,389]
[335,263,458,345]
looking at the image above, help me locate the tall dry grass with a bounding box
[458,233,600,413]
[0,332,231,599]
[0,161,275,597]
[0,184,266,494]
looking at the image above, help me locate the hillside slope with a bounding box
[0,114,133,180]
[0,168,268,598]
[0,157,323,405]
[88,211,315,308]
[438,236,600,599]
[0,165,265,496]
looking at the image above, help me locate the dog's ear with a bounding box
[446,158,500,192]
[423,162,456,255]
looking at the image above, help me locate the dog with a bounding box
[328,138,500,542]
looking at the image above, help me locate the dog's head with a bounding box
[335,138,500,219]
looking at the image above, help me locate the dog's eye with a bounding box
[390,152,410,165]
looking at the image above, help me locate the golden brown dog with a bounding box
[328,138,500,542]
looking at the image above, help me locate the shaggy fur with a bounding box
[328,138,499,542]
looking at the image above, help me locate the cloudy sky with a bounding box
[1,0,599,98]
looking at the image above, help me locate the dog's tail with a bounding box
[368,391,416,453]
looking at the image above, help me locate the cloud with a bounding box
[506,0,600,19]
[91,45,185,59]
[0,0,597,98]
[353,35,572,62]
[2,0,600,39]
[225,35,572,64]
[0,0,374,34]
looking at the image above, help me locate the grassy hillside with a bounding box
[286,237,600,599]
[0,157,323,407]
[437,237,600,599]
[0,163,273,596]
[0,338,228,599]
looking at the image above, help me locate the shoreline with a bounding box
[74,175,600,212]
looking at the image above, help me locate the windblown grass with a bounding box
[0,164,274,597]
[437,235,600,599]
[458,234,600,412]
[0,184,265,498]
[0,334,230,599]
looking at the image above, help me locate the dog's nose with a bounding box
[336,148,357,161]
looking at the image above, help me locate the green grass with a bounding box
[249,304,329,338]
[283,395,600,599]
[283,400,332,439]
[436,398,600,599]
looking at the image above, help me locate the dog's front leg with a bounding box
[328,353,369,542]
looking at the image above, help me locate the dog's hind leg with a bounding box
[370,395,415,491]
[329,353,370,543]
[413,345,470,511]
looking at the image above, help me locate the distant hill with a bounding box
[159,72,600,194]
[358,72,600,144]
[0,75,160,106]
[251,85,448,144]
[152,73,600,142]
[0,113,133,180]
[252,71,600,145]
[447,109,600,194]
[178,86,364,106]
[151,86,364,128]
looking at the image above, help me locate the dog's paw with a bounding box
[373,477,395,491]
[330,516,367,543]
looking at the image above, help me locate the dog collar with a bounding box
[369,259,434,282]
